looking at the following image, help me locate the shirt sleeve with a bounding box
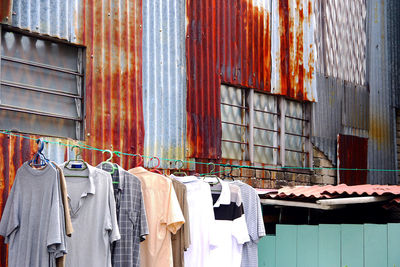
[256,194,266,241]
[166,181,185,235]
[106,173,121,243]
[0,177,20,243]
[182,186,191,250]
[139,184,149,241]
[47,169,67,258]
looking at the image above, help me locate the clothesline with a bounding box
[0,129,399,174]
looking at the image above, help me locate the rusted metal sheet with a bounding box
[0,0,12,23]
[186,0,316,159]
[186,0,271,159]
[271,0,317,101]
[338,134,368,185]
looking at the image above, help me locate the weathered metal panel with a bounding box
[9,0,74,41]
[367,0,396,184]
[271,0,317,101]
[0,0,12,23]
[186,0,315,159]
[338,134,368,185]
[186,0,273,159]
[314,0,367,85]
[312,74,344,164]
[142,0,187,169]
[387,0,400,109]
[312,74,369,165]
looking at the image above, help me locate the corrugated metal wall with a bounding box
[387,0,400,109]
[367,0,396,184]
[0,0,144,263]
[186,0,316,160]
[142,0,187,169]
[314,0,367,85]
[271,0,317,101]
[312,74,369,164]
[312,0,370,167]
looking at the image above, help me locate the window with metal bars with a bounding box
[221,84,312,168]
[0,26,85,139]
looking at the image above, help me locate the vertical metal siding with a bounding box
[0,0,12,23]
[387,0,400,109]
[142,0,187,169]
[367,0,396,184]
[271,0,317,101]
[312,74,369,165]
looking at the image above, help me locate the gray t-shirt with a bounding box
[232,181,266,267]
[0,162,67,267]
[62,163,120,267]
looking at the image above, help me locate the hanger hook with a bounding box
[208,162,215,173]
[71,145,82,160]
[151,157,161,169]
[36,138,44,153]
[175,160,184,170]
[136,154,144,167]
[103,149,113,162]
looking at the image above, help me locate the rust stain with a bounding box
[307,0,312,24]
[279,0,289,96]
[186,0,271,159]
[370,114,390,150]
[0,0,12,22]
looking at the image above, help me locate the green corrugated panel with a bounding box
[258,236,276,267]
[341,224,364,267]
[318,224,341,267]
[276,225,297,267]
[388,224,400,267]
[364,224,388,267]
[297,225,318,267]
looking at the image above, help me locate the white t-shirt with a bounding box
[172,175,217,267]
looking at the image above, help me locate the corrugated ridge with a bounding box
[367,0,396,184]
[143,0,187,169]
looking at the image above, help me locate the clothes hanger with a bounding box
[149,156,163,174]
[101,149,118,175]
[203,162,221,188]
[172,160,187,176]
[224,166,235,181]
[28,138,49,168]
[135,154,144,167]
[64,145,89,178]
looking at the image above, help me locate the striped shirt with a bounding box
[233,181,266,267]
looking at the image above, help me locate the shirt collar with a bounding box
[170,174,199,183]
[63,162,96,195]
[212,178,231,207]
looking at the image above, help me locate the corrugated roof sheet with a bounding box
[261,184,400,200]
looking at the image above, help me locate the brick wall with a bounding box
[218,147,337,189]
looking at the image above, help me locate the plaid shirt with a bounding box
[98,163,149,267]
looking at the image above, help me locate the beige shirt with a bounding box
[52,163,74,267]
[169,177,191,267]
[128,167,185,267]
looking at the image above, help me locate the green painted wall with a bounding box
[258,223,400,267]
